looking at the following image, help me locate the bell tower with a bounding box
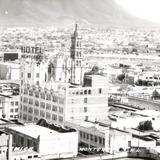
[70,24,83,85]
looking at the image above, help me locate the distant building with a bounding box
[0,130,12,160]
[51,53,71,83]
[65,120,156,153]
[0,62,20,81]
[0,95,19,120]
[20,59,48,87]
[84,74,108,87]
[65,120,132,153]
[0,83,19,120]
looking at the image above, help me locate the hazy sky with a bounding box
[116,0,160,23]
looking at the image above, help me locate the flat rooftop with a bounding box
[8,124,74,139]
[66,120,109,133]
[84,75,106,78]
[135,110,160,117]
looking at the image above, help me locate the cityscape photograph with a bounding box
[1,0,160,160]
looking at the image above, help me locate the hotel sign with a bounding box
[21,46,43,54]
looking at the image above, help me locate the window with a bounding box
[52,114,57,121]
[23,97,28,103]
[84,98,87,103]
[59,107,63,114]
[28,107,33,113]
[23,105,27,112]
[77,42,79,47]
[46,94,51,101]
[11,102,14,106]
[95,136,97,143]
[99,88,102,94]
[83,132,86,139]
[35,101,39,107]
[59,116,63,122]
[52,105,57,112]
[46,112,51,120]
[84,107,87,112]
[52,96,57,102]
[80,131,82,138]
[36,73,39,78]
[34,117,38,121]
[40,102,45,109]
[34,109,39,116]
[71,99,74,104]
[24,89,28,94]
[40,111,45,117]
[41,93,45,99]
[10,109,14,113]
[128,141,131,147]
[35,92,39,98]
[23,114,27,120]
[87,133,89,140]
[15,108,18,112]
[15,101,18,106]
[29,90,33,96]
[102,138,105,145]
[27,73,31,78]
[28,116,33,121]
[46,104,51,110]
[29,99,33,105]
[76,60,79,66]
[59,98,64,104]
[36,81,39,86]
[90,134,93,141]
[99,137,102,144]
[88,90,91,94]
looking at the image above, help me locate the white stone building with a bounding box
[19,25,108,125]
[6,124,78,159]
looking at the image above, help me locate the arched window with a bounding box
[76,60,79,66]
[84,90,87,95]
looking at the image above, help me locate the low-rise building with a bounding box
[6,124,78,159]
[65,120,132,153]
[0,62,20,81]
[0,130,12,160]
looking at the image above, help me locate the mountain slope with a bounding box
[0,0,156,27]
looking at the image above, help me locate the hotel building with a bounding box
[19,25,108,125]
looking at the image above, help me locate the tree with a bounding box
[85,65,102,75]
[152,90,160,100]
[117,74,125,81]
[137,120,153,131]
[91,66,99,74]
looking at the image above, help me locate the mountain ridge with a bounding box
[0,0,158,27]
